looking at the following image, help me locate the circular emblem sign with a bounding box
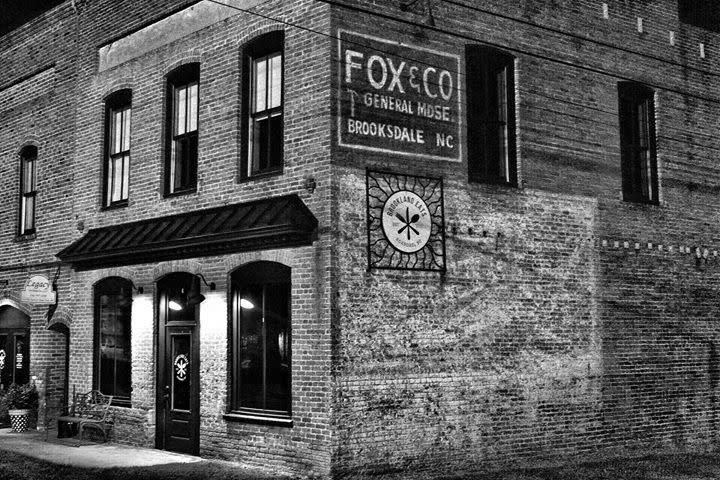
[382,191,432,253]
[174,354,188,382]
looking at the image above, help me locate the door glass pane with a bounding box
[0,334,8,390]
[239,285,263,409]
[14,334,28,385]
[264,283,290,411]
[171,333,191,411]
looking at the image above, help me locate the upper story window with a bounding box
[678,1,720,32]
[618,82,658,204]
[241,31,284,180]
[19,146,37,236]
[94,277,132,407]
[465,45,517,186]
[104,90,132,208]
[165,63,199,195]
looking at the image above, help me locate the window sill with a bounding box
[15,232,36,243]
[469,178,518,189]
[163,187,197,199]
[622,196,659,206]
[238,168,283,184]
[101,200,129,211]
[223,412,292,427]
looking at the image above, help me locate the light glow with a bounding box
[168,300,183,311]
[240,298,254,309]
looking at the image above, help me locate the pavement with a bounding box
[0,427,204,468]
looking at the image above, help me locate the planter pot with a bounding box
[8,409,30,432]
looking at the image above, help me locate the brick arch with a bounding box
[100,78,134,100]
[162,53,203,79]
[44,304,72,331]
[152,260,203,282]
[17,138,40,154]
[237,24,285,46]
[223,250,294,272]
[0,297,32,317]
[86,267,140,288]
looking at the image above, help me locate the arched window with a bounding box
[165,63,200,195]
[94,277,132,406]
[19,145,37,235]
[240,31,284,179]
[103,89,132,207]
[230,261,291,420]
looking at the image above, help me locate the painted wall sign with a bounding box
[338,31,462,161]
[367,170,445,271]
[20,275,56,304]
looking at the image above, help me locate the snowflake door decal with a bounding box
[367,170,445,271]
[174,354,189,381]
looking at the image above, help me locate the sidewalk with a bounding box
[0,428,204,468]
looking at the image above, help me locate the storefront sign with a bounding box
[338,31,461,161]
[20,275,56,304]
[367,170,445,271]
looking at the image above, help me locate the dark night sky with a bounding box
[1,0,65,36]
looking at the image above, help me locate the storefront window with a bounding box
[230,262,291,419]
[94,277,132,406]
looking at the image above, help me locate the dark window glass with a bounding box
[165,64,199,195]
[231,262,291,418]
[678,1,720,32]
[171,333,191,411]
[466,46,517,186]
[19,146,37,235]
[104,90,131,207]
[94,277,132,406]
[241,31,284,179]
[618,82,658,204]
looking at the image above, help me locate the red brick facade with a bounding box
[0,0,719,478]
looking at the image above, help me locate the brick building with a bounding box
[1,0,719,478]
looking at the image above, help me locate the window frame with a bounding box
[618,81,659,205]
[103,90,132,209]
[93,277,133,407]
[240,31,285,181]
[228,261,292,424]
[18,146,37,236]
[466,45,518,187]
[164,63,200,197]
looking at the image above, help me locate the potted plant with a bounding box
[0,383,38,432]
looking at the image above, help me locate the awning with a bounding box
[57,194,318,270]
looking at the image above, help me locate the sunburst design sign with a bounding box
[367,170,445,271]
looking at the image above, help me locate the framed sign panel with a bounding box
[366,170,446,271]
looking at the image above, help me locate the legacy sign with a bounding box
[21,275,56,305]
[338,31,461,161]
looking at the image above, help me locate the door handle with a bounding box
[163,385,170,405]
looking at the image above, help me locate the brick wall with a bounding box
[330,0,720,477]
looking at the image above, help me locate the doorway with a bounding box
[156,273,200,455]
[0,305,31,428]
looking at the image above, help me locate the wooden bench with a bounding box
[57,390,114,442]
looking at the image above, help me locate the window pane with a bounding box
[175,86,187,136]
[264,283,290,412]
[22,196,34,232]
[239,284,264,409]
[122,154,130,200]
[122,108,131,152]
[0,334,9,390]
[254,58,267,113]
[188,83,198,133]
[23,159,34,193]
[171,334,191,411]
[98,284,132,401]
[114,110,124,154]
[269,54,282,109]
[269,113,283,169]
[111,156,124,202]
[252,116,269,173]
